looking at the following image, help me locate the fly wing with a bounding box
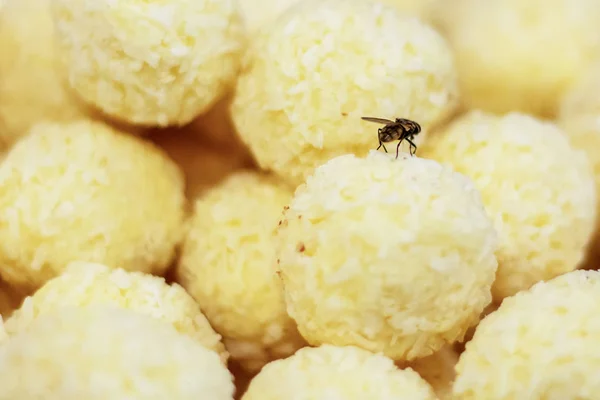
[361,117,394,125]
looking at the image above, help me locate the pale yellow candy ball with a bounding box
[453,270,600,399]
[5,261,228,364]
[0,120,186,289]
[423,111,597,300]
[177,172,305,373]
[51,0,245,127]
[276,152,497,361]
[231,0,458,185]
[243,345,438,400]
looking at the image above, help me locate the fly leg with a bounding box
[376,129,388,153]
[406,138,417,156]
[377,142,389,153]
[395,139,404,159]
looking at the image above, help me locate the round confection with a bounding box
[0,119,186,289]
[422,110,597,301]
[231,0,458,185]
[4,261,228,364]
[452,270,600,399]
[51,0,245,127]
[276,151,498,361]
[0,306,235,399]
[439,0,600,118]
[0,0,91,147]
[242,345,437,400]
[177,171,305,372]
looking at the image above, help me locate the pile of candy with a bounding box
[1,0,600,398]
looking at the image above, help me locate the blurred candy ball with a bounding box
[0,306,235,399]
[0,0,91,148]
[439,0,600,117]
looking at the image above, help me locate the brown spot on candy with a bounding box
[296,242,305,252]
[283,205,290,211]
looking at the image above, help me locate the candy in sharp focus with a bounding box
[0,119,186,289]
[231,0,459,186]
[422,110,597,301]
[276,151,498,361]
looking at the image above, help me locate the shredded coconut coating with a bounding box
[4,261,228,364]
[231,0,458,185]
[0,0,91,147]
[406,345,459,400]
[276,151,498,361]
[453,270,600,399]
[243,345,437,399]
[51,0,245,127]
[0,306,235,400]
[422,111,597,301]
[177,172,305,373]
[439,0,600,118]
[0,120,186,289]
